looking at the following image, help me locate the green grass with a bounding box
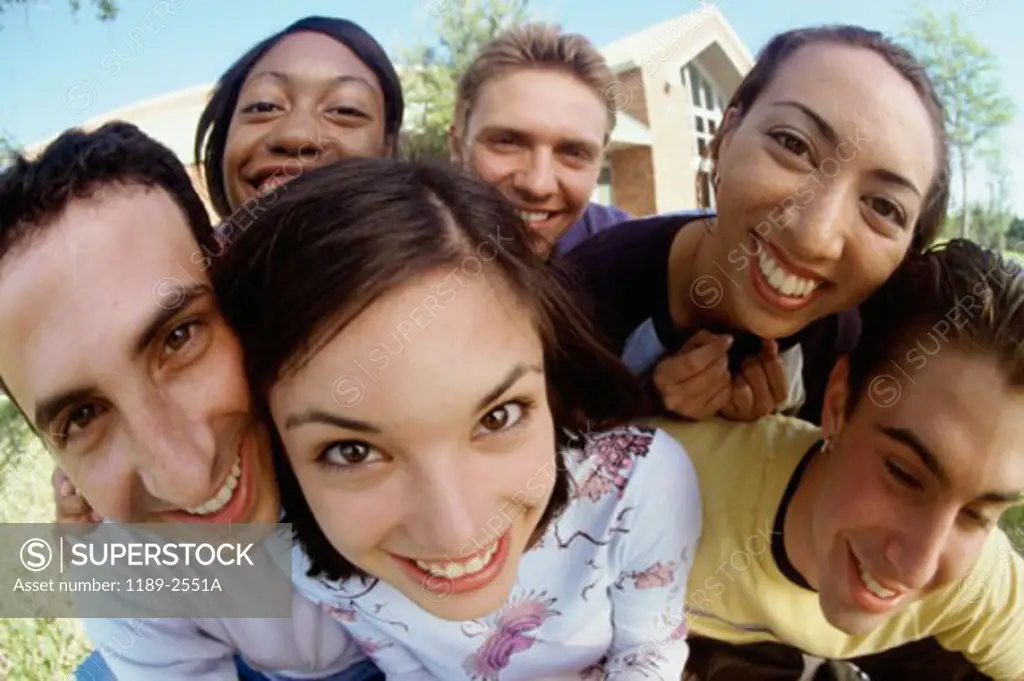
[0,441,92,680]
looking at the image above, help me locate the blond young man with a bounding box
[449,22,629,258]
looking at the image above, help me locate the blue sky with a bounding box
[1,0,1021,211]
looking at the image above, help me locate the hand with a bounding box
[719,339,789,421]
[652,331,735,420]
[52,466,101,524]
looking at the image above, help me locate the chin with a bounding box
[821,605,890,637]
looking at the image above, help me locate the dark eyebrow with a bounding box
[772,100,922,197]
[879,426,1024,504]
[284,409,381,433]
[136,284,211,356]
[284,363,543,433]
[34,387,94,437]
[33,283,211,434]
[475,363,543,413]
[249,71,378,94]
[878,425,949,485]
[773,100,839,146]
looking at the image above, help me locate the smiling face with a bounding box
[0,185,279,523]
[704,43,939,339]
[795,350,1024,635]
[269,267,558,620]
[452,68,608,256]
[222,31,389,210]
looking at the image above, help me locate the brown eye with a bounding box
[165,323,195,352]
[770,131,810,157]
[321,441,380,467]
[478,402,525,434]
[56,403,106,441]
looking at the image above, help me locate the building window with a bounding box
[682,62,725,210]
[592,163,614,205]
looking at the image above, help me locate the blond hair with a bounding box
[454,22,618,138]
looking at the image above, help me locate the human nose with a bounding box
[883,511,953,590]
[405,464,490,558]
[512,148,558,200]
[787,185,848,263]
[263,107,326,161]
[124,394,219,513]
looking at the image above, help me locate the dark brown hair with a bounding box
[847,238,1024,409]
[697,24,950,253]
[0,121,216,268]
[212,157,645,581]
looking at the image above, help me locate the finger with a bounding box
[741,360,775,416]
[662,365,732,419]
[729,377,755,417]
[673,356,731,399]
[59,492,93,516]
[655,334,733,386]
[762,338,780,357]
[680,329,720,353]
[705,382,733,415]
[761,350,789,405]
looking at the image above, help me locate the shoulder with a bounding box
[640,415,820,503]
[564,210,711,270]
[565,425,700,513]
[932,529,1024,679]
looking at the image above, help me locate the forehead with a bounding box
[469,68,607,144]
[0,186,206,410]
[753,43,937,193]
[247,31,381,91]
[867,350,1024,494]
[270,268,543,425]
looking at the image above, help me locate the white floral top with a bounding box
[290,425,702,680]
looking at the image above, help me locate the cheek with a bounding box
[197,335,251,414]
[468,146,515,184]
[834,234,906,302]
[558,168,598,210]
[294,469,390,557]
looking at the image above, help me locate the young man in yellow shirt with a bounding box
[655,239,1024,681]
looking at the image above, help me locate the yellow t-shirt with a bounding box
[648,415,1024,681]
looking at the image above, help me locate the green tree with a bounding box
[0,395,33,489]
[1007,215,1024,245]
[398,0,534,160]
[0,0,117,25]
[899,5,1016,240]
[1001,505,1024,557]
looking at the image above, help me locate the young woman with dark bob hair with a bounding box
[211,157,702,680]
[194,15,404,221]
[567,24,951,427]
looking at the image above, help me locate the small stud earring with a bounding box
[821,436,832,453]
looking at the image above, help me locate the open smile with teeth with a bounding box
[757,247,821,299]
[518,210,556,224]
[184,456,241,515]
[857,561,900,600]
[414,541,501,580]
[255,174,292,196]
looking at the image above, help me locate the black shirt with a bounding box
[563,212,861,425]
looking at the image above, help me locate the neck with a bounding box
[666,215,720,330]
[783,448,824,588]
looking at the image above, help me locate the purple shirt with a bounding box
[553,202,630,255]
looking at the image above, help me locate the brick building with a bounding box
[27,5,752,219]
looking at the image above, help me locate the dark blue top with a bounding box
[553,202,631,256]
[563,211,861,425]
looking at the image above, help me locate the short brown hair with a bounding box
[847,239,1024,410]
[454,22,618,139]
[698,25,950,254]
